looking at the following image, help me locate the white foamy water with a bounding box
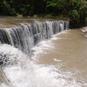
[31,40,54,61]
[0,44,29,66]
[31,30,69,61]
[3,63,83,87]
[0,36,86,87]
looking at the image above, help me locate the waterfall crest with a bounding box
[0,20,69,56]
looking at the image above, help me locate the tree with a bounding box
[79,0,87,25]
[0,0,87,27]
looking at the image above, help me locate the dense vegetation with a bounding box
[0,0,87,27]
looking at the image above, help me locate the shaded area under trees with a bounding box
[0,0,87,28]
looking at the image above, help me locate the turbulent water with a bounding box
[0,20,69,55]
[0,20,86,87]
[0,44,85,87]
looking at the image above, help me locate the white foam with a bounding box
[3,63,83,87]
[31,30,68,61]
[0,36,86,87]
[53,58,62,62]
[31,39,55,61]
[0,44,29,66]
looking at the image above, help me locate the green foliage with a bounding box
[69,10,80,28]
[69,10,80,20]
[0,0,16,15]
[0,0,87,27]
[47,0,65,8]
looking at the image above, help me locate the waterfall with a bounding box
[0,21,85,87]
[0,44,83,87]
[0,20,69,56]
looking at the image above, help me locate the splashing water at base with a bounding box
[3,64,83,87]
[0,44,86,87]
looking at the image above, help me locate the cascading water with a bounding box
[0,44,84,87]
[0,20,69,56]
[0,20,85,87]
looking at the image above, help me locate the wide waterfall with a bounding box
[0,20,69,56]
[0,44,83,87]
[0,20,86,87]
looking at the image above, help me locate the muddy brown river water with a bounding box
[0,20,87,86]
[35,29,87,82]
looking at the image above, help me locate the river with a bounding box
[32,29,87,85]
[0,21,87,87]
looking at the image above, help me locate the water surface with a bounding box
[0,29,87,87]
[35,29,87,81]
